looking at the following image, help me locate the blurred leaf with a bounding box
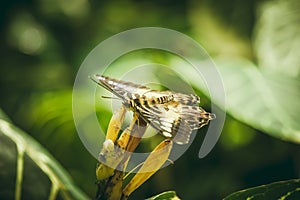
[7,11,47,55]
[254,0,300,78]
[19,90,99,195]
[146,191,180,200]
[189,2,252,58]
[0,109,11,122]
[21,91,75,142]
[223,179,300,200]
[0,108,89,200]
[171,57,300,143]
[220,117,256,150]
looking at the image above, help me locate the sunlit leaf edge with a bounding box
[0,109,89,200]
[146,191,180,200]
[223,179,300,200]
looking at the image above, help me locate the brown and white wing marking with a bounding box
[134,98,216,144]
[159,91,200,106]
[134,102,193,144]
[91,75,216,144]
[177,105,216,130]
[173,93,200,105]
[92,75,200,106]
[92,75,152,101]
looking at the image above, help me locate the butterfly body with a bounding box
[92,75,215,144]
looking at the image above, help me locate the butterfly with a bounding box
[91,75,215,144]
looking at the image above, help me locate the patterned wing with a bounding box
[173,93,200,105]
[91,75,176,104]
[92,75,152,101]
[159,91,200,105]
[91,75,215,144]
[177,105,216,129]
[133,98,215,144]
[134,102,193,144]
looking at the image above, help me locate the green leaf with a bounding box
[171,57,300,144]
[146,191,180,200]
[0,109,89,200]
[216,58,300,143]
[223,179,300,200]
[254,0,300,78]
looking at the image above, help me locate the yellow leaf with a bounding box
[106,106,126,142]
[122,139,173,198]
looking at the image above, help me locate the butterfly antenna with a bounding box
[89,75,121,101]
[101,96,120,100]
[89,75,100,84]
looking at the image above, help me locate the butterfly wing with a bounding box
[173,93,200,105]
[91,75,215,144]
[92,75,199,104]
[134,101,193,144]
[159,91,200,105]
[177,105,216,130]
[134,99,215,144]
[92,75,152,100]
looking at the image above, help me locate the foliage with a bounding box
[172,57,300,144]
[146,191,180,200]
[0,109,89,200]
[224,179,300,200]
[0,0,299,199]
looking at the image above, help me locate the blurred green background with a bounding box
[1,0,300,199]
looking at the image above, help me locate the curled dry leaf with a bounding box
[122,139,173,199]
